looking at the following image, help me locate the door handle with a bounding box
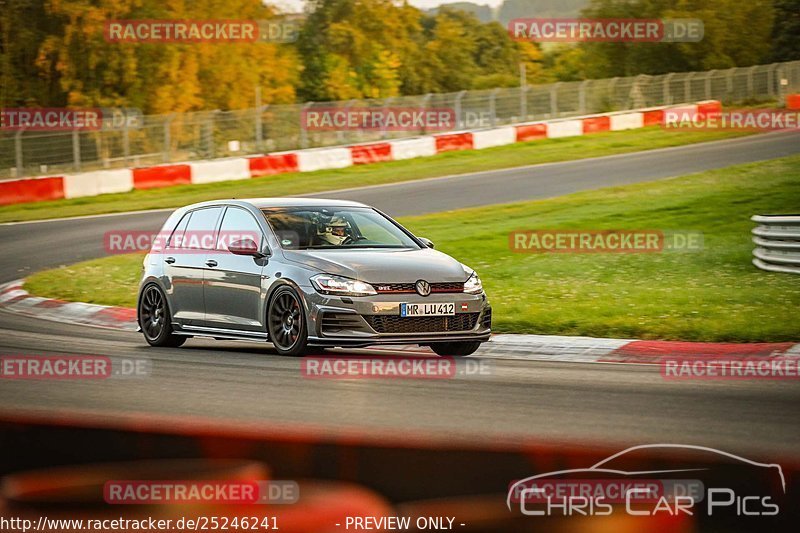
[206,259,218,267]
[165,257,176,264]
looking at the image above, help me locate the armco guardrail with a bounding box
[752,215,800,274]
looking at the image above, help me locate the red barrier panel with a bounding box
[248,153,299,177]
[696,100,722,116]
[582,116,611,134]
[515,123,547,142]
[643,110,664,126]
[434,132,473,153]
[787,94,800,110]
[0,176,64,206]
[350,143,393,165]
[133,164,191,190]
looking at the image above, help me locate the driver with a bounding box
[318,216,351,245]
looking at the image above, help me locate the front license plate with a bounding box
[400,302,455,317]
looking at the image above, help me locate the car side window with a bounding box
[181,207,223,250]
[166,212,191,249]
[216,207,264,251]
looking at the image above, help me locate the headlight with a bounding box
[463,271,483,294]
[310,274,377,296]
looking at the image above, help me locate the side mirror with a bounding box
[419,237,434,249]
[229,238,267,258]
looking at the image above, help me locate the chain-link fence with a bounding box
[3,61,799,179]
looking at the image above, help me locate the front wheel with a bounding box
[267,286,309,357]
[430,341,482,357]
[138,284,186,347]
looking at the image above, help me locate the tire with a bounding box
[138,284,186,347]
[430,341,482,357]
[267,286,309,357]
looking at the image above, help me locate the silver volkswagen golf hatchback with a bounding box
[137,198,491,356]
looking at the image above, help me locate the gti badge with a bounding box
[415,280,431,296]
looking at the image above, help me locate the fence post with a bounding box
[663,72,674,105]
[255,87,263,151]
[206,112,217,159]
[300,103,312,149]
[455,90,466,129]
[727,68,735,99]
[490,89,498,127]
[420,93,432,133]
[550,82,561,118]
[747,66,757,98]
[14,130,23,177]
[163,115,173,163]
[705,70,715,100]
[379,97,392,139]
[519,86,528,121]
[684,72,696,102]
[72,129,81,171]
[767,63,779,98]
[122,120,130,165]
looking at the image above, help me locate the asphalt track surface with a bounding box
[1,131,799,460]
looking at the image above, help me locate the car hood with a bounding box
[282,248,469,283]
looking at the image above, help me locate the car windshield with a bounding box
[261,207,419,250]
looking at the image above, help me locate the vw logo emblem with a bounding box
[415,280,431,296]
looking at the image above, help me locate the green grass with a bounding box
[0,127,751,223]
[25,154,800,342]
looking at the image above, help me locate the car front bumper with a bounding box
[301,288,492,348]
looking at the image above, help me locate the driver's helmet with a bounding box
[318,216,350,245]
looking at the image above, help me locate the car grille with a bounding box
[373,282,464,294]
[365,313,479,334]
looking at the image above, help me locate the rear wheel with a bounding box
[138,284,186,347]
[430,341,482,357]
[267,286,309,357]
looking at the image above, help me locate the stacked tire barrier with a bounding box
[0,101,722,207]
[752,215,800,274]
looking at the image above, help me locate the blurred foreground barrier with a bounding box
[1,459,392,533]
[752,215,800,274]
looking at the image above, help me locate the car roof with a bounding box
[182,198,370,210]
